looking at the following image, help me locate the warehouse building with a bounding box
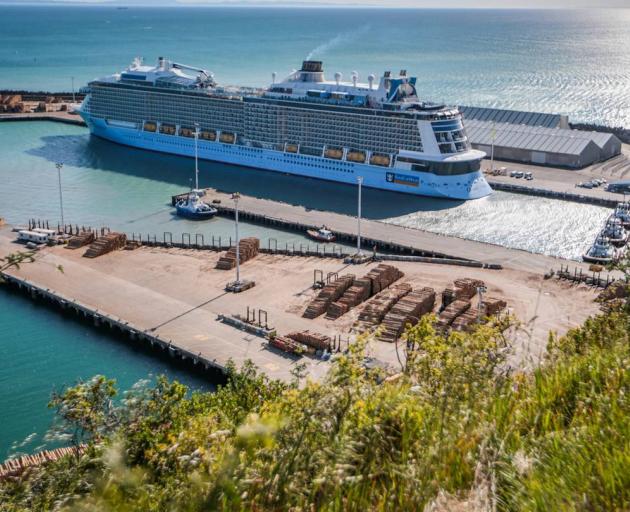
[460,107,622,168]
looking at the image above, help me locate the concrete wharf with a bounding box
[0,111,86,126]
[172,188,595,274]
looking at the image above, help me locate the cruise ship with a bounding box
[79,58,492,200]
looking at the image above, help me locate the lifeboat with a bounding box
[307,226,336,243]
[324,147,343,160]
[179,127,195,138]
[199,130,216,141]
[285,143,299,153]
[347,150,367,163]
[159,124,176,135]
[143,121,157,132]
[219,132,235,144]
[370,153,391,167]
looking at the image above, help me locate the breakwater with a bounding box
[487,181,618,208]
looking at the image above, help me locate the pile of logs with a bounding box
[354,283,412,333]
[0,445,86,481]
[83,232,127,258]
[451,307,483,332]
[437,299,471,329]
[215,237,260,270]
[442,278,485,309]
[378,287,436,343]
[366,264,405,294]
[66,231,95,249]
[484,297,507,316]
[0,94,24,113]
[303,274,355,319]
[270,336,306,356]
[286,330,331,351]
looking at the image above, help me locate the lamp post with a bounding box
[55,162,65,231]
[357,176,363,255]
[232,192,241,285]
[194,123,200,192]
[490,121,496,174]
[71,76,76,104]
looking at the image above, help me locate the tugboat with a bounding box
[583,236,618,264]
[307,226,336,243]
[601,216,628,247]
[613,202,630,228]
[175,191,217,220]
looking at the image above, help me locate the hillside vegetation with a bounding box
[0,300,628,511]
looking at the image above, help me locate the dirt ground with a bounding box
[0,224,601,379]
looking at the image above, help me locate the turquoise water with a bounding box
[0,289,211,459]
[1,7,629,127]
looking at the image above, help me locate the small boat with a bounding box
[613,203,630,228]
[601,216,628,247]
[307,226,336,243]
[175,192,217,220]
[583,236,618,264]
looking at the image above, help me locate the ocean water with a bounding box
[1,6,629,127]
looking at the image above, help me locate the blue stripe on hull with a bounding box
[82,115,492,200]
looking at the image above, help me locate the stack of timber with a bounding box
[437,299,471,329]
[484,297,507,316]
[287,330,331,351]
[0,445,86,481]
[366,264,404,294]
[215,238,260,270]
[326,278,371,319]
[0,94,24,113]
[303,274,355,319]
[452,305,486,332]
[354,283,412,333]
[66,231,95,249]
[83,232,127,258]
[270,335,306,356]
[378,287,436,343]
[326,264,404,320]
[454,278,485,300]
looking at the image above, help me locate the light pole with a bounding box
[357,176,363,255]
[232,192,241,285]
[490,121,496,174]
[194,123,200,192]
[71,76,76,104]
[55,162,65,231]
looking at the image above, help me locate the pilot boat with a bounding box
[582,236,618,264]
[175,192,217,220]
[307,226,336,243]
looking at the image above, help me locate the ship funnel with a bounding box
[368,74,375,90]
[334,72,342,86]
[158,56,165,69]
[351,71,358,88]
[272,71,277,84]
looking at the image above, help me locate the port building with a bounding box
[460,106,622,169]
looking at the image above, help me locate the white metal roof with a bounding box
[460,106,563,129]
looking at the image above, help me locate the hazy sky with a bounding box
[3,0,629,7]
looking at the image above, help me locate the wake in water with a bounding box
[305,25,371,61]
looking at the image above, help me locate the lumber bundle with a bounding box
[215,237,260,270]
[66,231,95,249]
[437,299,471,329]
[83,232,126,258]
[287,330,331,351]
[453,278,485,300]
[270,336,306,355]
[355,283,412,333]
[366,264,404,294]
[484,297,507,316]
[378,287,436,343]
[0,445,86,481]
[451,310,479,332]
[326,278,371,319]
[302,274,355,319]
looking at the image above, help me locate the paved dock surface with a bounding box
[0,111,86,126]
[182,187,597,274]
[0,227,601,380]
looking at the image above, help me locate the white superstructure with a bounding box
[79,58,492,200]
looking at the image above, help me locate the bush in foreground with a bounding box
[1,310,628,511]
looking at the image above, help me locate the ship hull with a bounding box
[82,114,492,200]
